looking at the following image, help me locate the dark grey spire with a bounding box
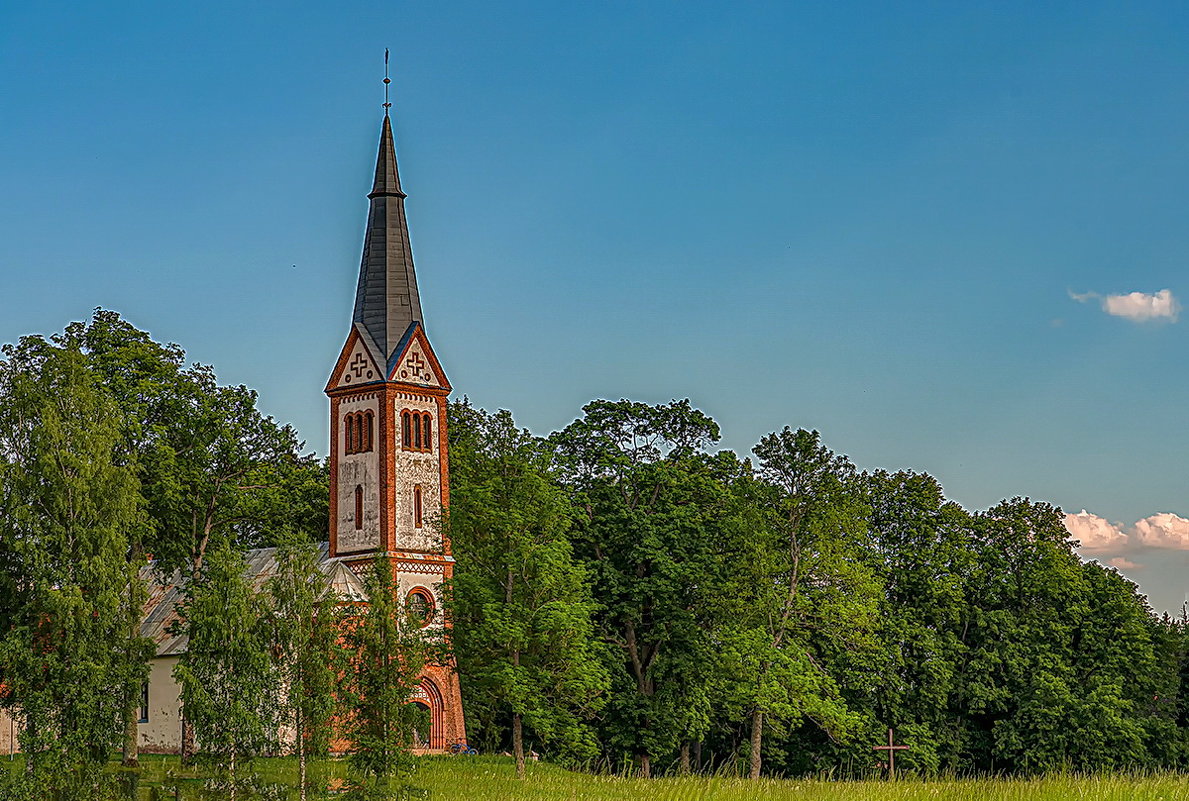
[352,114,424,364]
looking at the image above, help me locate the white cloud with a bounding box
[1071,288,1180,322]
[1107,556,1142,570]
[1103,289,1180,321]
[1064,510,1127,551]
[1133,513,1189,549]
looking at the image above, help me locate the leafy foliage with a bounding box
[267,533,340,800]
[58,309,327,573]
[724,428,881,778]
[0,337,152,792]
[447,402,608,776]
[173,542,281,792]
[2,310,1186,785]
[339,557,428,796]
[549,399,737,776]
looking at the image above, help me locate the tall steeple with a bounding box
[352,112,424,365]
[324,82,467,751]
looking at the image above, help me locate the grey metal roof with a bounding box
[352,113,424,364]
[139,542,367,658]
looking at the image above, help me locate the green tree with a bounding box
[1145,611,1189,767]
[725,428,880,779]
[58,309,328,575]
[340,556,428,798]
[0,338,151,792]
[551,399,733,777]
[58,309,327,761]
[849,469,977,775]
[174,542,281,800]
[948,497,1151,773]
[447,402,608,777]
[267,534,341,801]
[53,309,185,766]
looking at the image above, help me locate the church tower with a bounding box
[325,108,466,750]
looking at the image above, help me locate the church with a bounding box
[0,106,469,756]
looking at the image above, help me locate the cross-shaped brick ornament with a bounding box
[405,352,425,379]
[349,353,370,379]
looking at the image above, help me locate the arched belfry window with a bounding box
[422,415,432,451]
[354,485,364,530]
[401,411,412,449]
[344,411,375,455]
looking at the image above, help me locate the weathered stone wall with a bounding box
[337,392,382,554]
[392,392,442,552]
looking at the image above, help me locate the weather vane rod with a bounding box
[383,49,392,113]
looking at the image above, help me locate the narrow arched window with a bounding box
[344,414,355,454]
[354,485,363,530]
[364,411,374,452]
[422,415,432,452]
[413,412,422,450]
[413,485,423,529]
[402,411,412,449]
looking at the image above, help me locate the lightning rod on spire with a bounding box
[383,49,392,113]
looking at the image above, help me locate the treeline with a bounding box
[2,310,1185,790]
[446,399,1189,778]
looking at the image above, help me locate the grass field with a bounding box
[10,754,1189,800]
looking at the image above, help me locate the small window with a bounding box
[354,485,364,531]
[406,588,435,628]
[414,485,423,529]
[138,682,149,724]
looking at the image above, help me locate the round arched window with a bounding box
[406,588,435,628]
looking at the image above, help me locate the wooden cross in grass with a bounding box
[873,728,909,779]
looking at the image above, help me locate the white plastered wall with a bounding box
[0,708,17,755]
[140,655,183,753]
[0,654,185,755]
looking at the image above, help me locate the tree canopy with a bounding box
[1,311,1184,783]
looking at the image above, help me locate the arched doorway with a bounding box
[409,678,445,749]
[409,701,431,749]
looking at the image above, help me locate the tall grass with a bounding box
[8,753,1189,800]
[413,757,1189,801]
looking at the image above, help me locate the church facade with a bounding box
[0,109,468,756]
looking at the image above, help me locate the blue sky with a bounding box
[3,2,1189,609]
